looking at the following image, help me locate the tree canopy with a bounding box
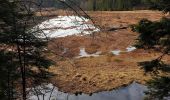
[132,0,170,99]
[0,0,53,99]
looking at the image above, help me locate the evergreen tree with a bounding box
[0,0,53,99]
[131,0,170,99]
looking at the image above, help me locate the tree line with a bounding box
[80,0,159,11]
[30,0,159,11]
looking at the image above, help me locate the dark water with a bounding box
[29,82,147,100]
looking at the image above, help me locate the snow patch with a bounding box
[76,48,101,58]
[34,16,100,38]
[111,50,121,55]
[126,46,136,52]
[111,46,136,56]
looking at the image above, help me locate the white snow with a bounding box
[111,46,136,56]
[111,50,121,55]
[34,16,100,38]
[126,46,136,52]
[76,48,101,58]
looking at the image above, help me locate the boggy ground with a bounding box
[45,10,170,94]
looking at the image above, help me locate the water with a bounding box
[28,82,147,100]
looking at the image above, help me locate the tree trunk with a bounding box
[17,44,26,100]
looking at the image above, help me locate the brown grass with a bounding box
[44,10,170,94]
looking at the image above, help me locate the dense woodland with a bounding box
[76,0,158,11]
[38,0,159,11]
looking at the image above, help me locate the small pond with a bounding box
[29,82,147,100]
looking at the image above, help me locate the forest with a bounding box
[39,0,159,11]
[76,0,157,10]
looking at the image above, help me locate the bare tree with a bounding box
[0,0,98,100]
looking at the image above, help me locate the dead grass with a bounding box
[49,51,157,93]
[45,10,170,94]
